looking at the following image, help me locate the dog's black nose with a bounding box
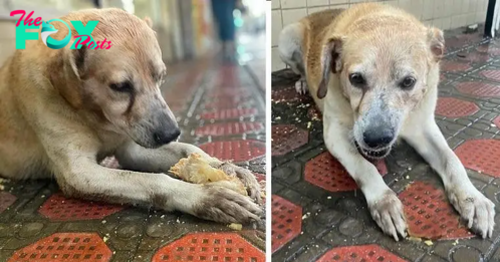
[153,128,181,146]
[363,130,394,148]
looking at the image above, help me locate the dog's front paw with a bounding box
[216,162,263,205]
[447,186,495,238]
[294,78,308,95]
[192,185,263,224]
[368,190,408,241]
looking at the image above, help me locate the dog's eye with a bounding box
[349,73,366,87]
[109,81,133,92]
[400,77,416,90]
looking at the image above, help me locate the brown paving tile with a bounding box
[152,232,265,262]
[440,61,471,72]
[317,244,408,262]
[435,97,479,118]
[0,191,16,214]
[455,139,500,177]
[476,45,500,55]
[479,69,500,82]
[494,116,500,129]
[195,122,264,136]
[200,108,258,120]
[8,233,112,262]
[272,86,312,103]
[455,82,500,98]
[199,140,265,163]
[39,193,123,221]
[304,152,387,192]
[400,181,472,240]
[271,125,309,156]
[271,195,302,253]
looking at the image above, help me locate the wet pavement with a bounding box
[271,25,500,262]
[0,42,266,261]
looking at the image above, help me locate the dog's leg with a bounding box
[279,22,308,94]
[323,120,407,241]
[402,119,495,238]
[52,155,261,224]
[115,141,262,204]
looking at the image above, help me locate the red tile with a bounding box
[494,116,500,129]
[152,232,264,262]
[215,65,242,87]
[204,100,241,110]
[435,97,479,118]
[440,61,471,72]
[195,122,263,136]
[255,173,266,182]
[272,86,311,103]
[440,74,446,82]
[400,181,472,240]
[317,244,407,262]
[460,52,491,63]
[455,139,500,177]
[0,192,16,214]
[456,82,500,97]
[39,193,123,221]
[476,45,500,56]
[200,108,258,120]
[199,140,265,162]
[479,70,500,82]
[272,195,302,253]
[8,233,112,262]
[304,152,387,192]
[272,125,309,156]
[208,89,250,98]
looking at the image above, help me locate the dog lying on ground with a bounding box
[0,8,262,224]
[279,3,495,240]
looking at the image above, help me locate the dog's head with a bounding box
[317,18,444,159]
[49,9,179,148]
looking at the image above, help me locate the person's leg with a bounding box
[211,0,237,60]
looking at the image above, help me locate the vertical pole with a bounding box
[485,0,497,37]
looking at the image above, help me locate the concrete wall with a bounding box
[271,0,491,71]
[0,19,16,66]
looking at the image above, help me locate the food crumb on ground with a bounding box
[228,223,242,231]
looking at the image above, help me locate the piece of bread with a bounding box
[169,153,247,196]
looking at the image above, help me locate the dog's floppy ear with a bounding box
[428,27,445,60]
[317,36,344,99]
[49,46,87,108]
[144,16,153,28]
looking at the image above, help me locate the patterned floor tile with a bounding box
[152,232,265,262]
[399,181,472,240]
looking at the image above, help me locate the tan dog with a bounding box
[279,3,495,240]
[0,8,262,224]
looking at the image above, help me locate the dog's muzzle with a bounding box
[355,141,391,159]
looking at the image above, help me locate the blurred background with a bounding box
[0,0,266,66]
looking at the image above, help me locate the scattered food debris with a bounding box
[228,223,242,231]
[407,236,422,242]
[424,240,434,246]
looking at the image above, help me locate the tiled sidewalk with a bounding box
[271,25,500,262]
[0,56,266,261]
